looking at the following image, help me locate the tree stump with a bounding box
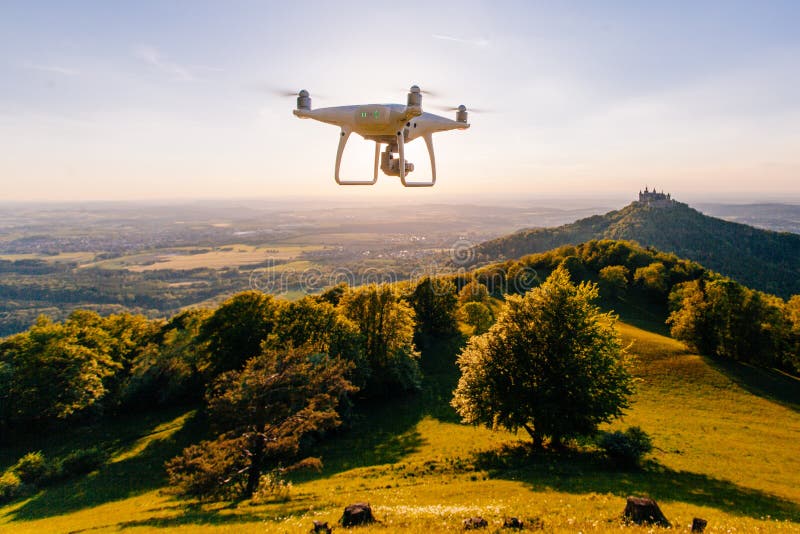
[340,502,375,527]
[691,517,708,532]
[463,516,488,529]
[503,517,524,529]
[311,520,332,533]
[622,496,670,527]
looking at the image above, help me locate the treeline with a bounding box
[669,279,800,374]
[0,283,438,432]
[454,239,800,375]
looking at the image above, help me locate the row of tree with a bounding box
[669,278,800,373]
[458,239,800,375]
[0,281,438,434]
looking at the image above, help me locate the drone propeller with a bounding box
[401,86,441,98]
[251,84,324,99]
[435,105,493,113]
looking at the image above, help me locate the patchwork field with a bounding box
[1,323,798,533]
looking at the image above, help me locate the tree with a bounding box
[166,345,355,499]
[784,296,800,374]
[669,277,789,368]
[269,297,359,359]
[451,266,633,448]
[458,279,490,305]
[121,308,211,409]
[460,301,494,336]
[268,297,367,390]
[408,277,459,344]
[598,265,629,299]
[667,279,717,355]
[339,284,421,393]
[0,316,119,426]
[197,291,282,377]
[634,262,668,294]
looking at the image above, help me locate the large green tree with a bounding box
[339,284,421,393]
[452,266,633,448]
[0,315,119,426]
[407,277,459,345]
[197,291,282,377]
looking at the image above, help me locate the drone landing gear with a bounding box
[334,128,378,185]
[334,128,436,187]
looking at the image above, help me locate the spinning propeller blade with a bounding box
[435,105,493,113]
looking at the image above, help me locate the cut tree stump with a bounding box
[463,516,488,529]
[311,520,332,533]
[622,496,670,527]
[691,517,708,532]
[340,502,375,527]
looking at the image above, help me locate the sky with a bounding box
[1,1,799,203]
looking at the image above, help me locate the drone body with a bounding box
[293,86,469,187]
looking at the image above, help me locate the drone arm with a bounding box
[400,132,436,187]
[397,130,405,181]
[335,127,378,185]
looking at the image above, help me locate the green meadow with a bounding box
[1,322,799,533]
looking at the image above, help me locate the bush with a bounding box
[56,447,106,479]
[0,471,25,503]
[165,436,249,499]
[12,451,50,484]
[598,426,653,466]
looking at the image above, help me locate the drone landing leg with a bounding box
[335,128,378,185]
[400,132,436,187]
[373,142,380,181]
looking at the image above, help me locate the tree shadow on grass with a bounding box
[295,335,465,481]
[705,357,800,412]
[5,409,209,522]
[475,443,800,522]
[62,501,266,533]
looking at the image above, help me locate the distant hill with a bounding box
[474,199,800,298]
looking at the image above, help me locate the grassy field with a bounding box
[0,252,97,263]
[1,323,799,533]
[76,244,324,271]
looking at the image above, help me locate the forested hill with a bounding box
[474,200,800,297]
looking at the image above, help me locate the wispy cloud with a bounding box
[432,34,490,48]
[133,44,193,80]
[132,44,220,81]
[24,62,79,76]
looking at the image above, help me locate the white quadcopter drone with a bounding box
[292,85,470,187]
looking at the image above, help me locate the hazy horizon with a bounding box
[2,1,799,202]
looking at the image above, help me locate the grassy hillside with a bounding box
[1,323,799,533]
[474,201,800,298]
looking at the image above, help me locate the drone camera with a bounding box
[381,150,414,176]
[297,90,311,111]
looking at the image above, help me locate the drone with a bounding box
[292,85,470,187]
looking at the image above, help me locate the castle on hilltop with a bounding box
[638,187,674,208]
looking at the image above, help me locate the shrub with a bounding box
[598,426,653,466]
[12,451,50,484]
[56,447,106,479]
[165,436,249,499]
[0,471,25,503]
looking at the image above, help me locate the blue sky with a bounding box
[1,1,799,201]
